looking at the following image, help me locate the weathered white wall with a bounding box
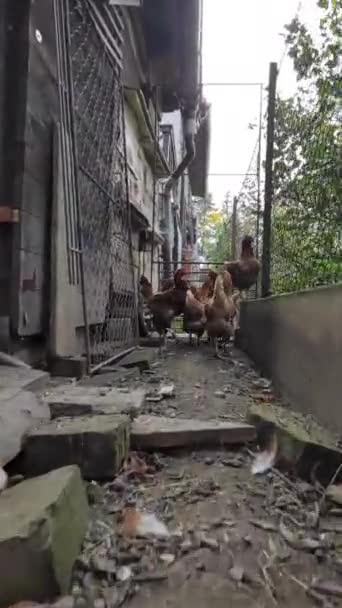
[125,103,154,225]
[125,102,160,291]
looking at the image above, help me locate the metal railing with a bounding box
[67,0,138,370]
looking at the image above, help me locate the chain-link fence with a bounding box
[69,0,138,369]
[270,5,342,294]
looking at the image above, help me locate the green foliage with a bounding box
[271,0,342,293]
[198,196,233,264]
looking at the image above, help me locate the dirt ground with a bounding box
[71,340,342,608]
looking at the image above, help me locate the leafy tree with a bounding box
[198,194,234,264]
[271,0,342,292]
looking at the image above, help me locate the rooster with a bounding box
[225,235,260,295]
[205,270,236,359]
[198,270,217,303]
[140,269,188,352]
[183,288,207,346]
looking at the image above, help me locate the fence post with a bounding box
[231,196,238,259]
[261,62,277,298]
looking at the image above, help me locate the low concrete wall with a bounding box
[240,284,342,433]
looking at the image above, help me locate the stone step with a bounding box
[44,385,145,419]
[131,415,256,450]
[0,465,88,607]
[247,402,342,485]
[22,414,130,480]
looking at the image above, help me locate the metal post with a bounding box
[261,62,277,298]
[231,196,238,259]
[255,83,263,297]
[150,86,159,284]
[256,83,263,259]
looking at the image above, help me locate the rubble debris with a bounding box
[134,571,168,583]
[289,574,333,608]
[131,415,256,450]
[252,379,272,390]
[250,519,278,533]
[45,386,145,419]
[159,553,175,565]
[122,452,154,479]
[214,391,226,398]
[159,384,175,398]
[0,466,88,606]
[311,579,342,599]
[116,565,132,582]
[221,456,244,468]
[279,516,328,552]
[326,484,342,506]
[229,566,245,583]
[23,414,130,480]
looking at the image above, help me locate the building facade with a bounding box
[0,0,209,369]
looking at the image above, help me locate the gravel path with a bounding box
[69,341,341,608]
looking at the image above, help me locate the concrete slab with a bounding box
[247,402,342,485]
[0,465,88,607]
[0,390,50,466]
[0,365,48,393]
[23,414,130,479]
[131,415,256,450]
[119,348,156,371]
[44,385,145,419]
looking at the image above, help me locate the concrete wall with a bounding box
[240,284,342,433]
[16,0,59,337]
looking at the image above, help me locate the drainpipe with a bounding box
[162,110,196,279]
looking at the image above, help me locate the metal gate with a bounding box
[55,0,138,371]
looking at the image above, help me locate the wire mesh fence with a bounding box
[68,0,138,369]
[270,5,342,294]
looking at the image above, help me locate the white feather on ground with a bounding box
[251,433,278,475]
[136,512,170,538]
[0,466,8,491]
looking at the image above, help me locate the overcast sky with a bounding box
[202,0,319,207]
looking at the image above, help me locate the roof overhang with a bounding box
[128,0,202,113]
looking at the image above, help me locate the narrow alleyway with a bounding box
[66,341,341,608]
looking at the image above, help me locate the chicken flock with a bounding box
[140,235,260,359]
